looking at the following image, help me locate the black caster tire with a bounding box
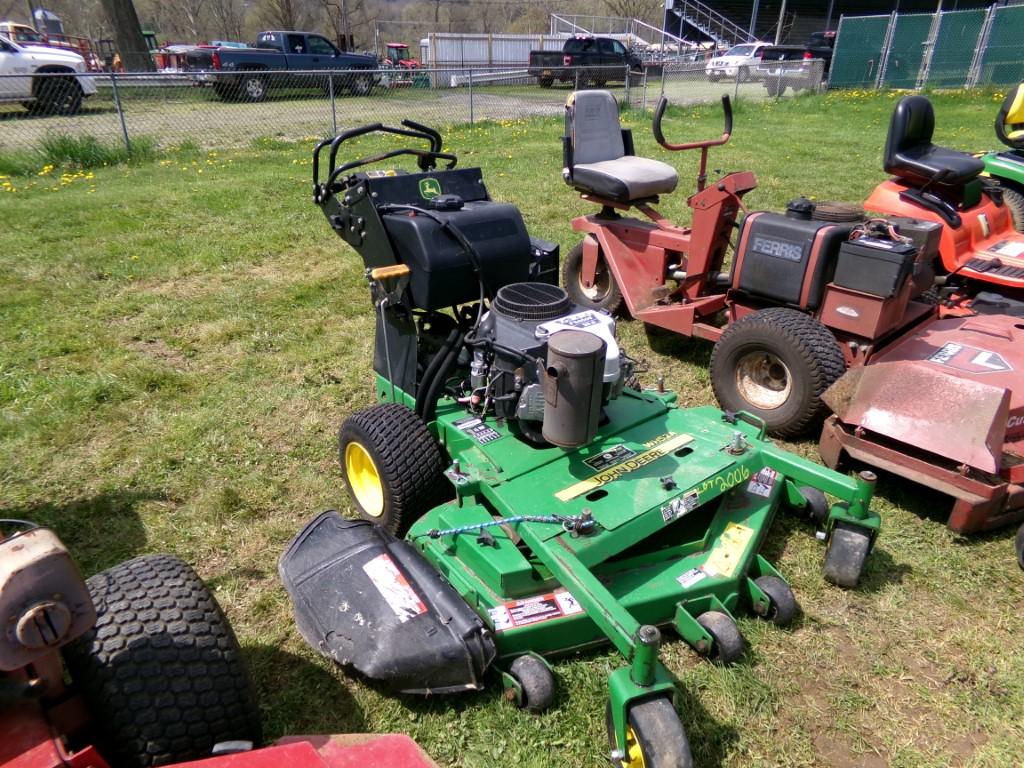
[797,485,829,525]
[753,575,799,626]
[1015,522,1024,570]
[563,240,624,315]
[509,655,555,714]
[63,554,261,768]
[710,307,846,438]
[824,522,871,588]
[339,403,450,536]
[606,697,693,768]
[696,610,744,664]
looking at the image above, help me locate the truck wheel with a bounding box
[348,73,374,96]
[737,66,750,83]
[34,75,83,116]
[765,80,785,97]
[1001,187,1024,232]
[607,697,693,768]
[339,403,450,536]
[710,308,846,438]
[63,555,261,768]
[538,76,553,88]
[239,72,267,102]
[562,241,624,314]
[708,72,721,82]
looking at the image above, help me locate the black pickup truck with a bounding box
[191,30,378,101]
[527,36,642,88]
[756,31,835,96]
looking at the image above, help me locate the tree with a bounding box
[99,0,155,71]
[208,0,245,41]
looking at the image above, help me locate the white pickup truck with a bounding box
[0,33,96,115]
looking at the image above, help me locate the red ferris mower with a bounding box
[0,520,436,768]
[560,90,1024,564]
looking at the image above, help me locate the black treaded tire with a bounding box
[33,75,83,116]
[338,403,450,536]
[737,66,750,83]
[238,72,267,102]
[63,554,261,768]
[348,73,374,96]
[695,610,744,664]
[753,575,798,626]
[765,80,784,97]
[538,76,553,88]
[1001,186,1024,232]
[563,241,624,315]
[509,655,555,714]
[795,485,829,526]
[823,522,871,588]
[710,307,846,438]
[606,697,693,768]
[1015,522,1024,570]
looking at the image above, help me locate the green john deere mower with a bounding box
[983,82,1024,228]
[280,119,881,767]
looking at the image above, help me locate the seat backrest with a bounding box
[996,82,1024,150]
[883,95,935,174]
[566,90,625,166]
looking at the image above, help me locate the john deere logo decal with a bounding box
[419,178,442,200]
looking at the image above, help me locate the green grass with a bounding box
[2,88,1022,768]
[0,132,159,177]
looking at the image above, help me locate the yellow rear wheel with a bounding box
[344,441,384,518]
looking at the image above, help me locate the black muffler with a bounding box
[279,511,495,694]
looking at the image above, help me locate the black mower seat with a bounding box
[996,82,1024,151]
[564,90,678,204]
[884,95,984,187]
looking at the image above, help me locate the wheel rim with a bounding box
[734,351,792,410]
[578,258,611,302]
[620,726,646,768]
[344,442,384,517]
[245,78,263,98]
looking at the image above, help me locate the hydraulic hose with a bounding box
[416,327,461,419]
[420,332,464,424]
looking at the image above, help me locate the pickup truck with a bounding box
[193,30,378,102]
[527,36,642,88]
[0,33,96,115]
[757,31,835,95]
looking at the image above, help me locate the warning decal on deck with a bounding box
[452,415,502,444]
[487,589,584,632]
[676,567,708,589]
[702,523,755,579]
[556,432,694,501]
[926,342,1012,374]
[747,467,778,498]
[362,553,427,623]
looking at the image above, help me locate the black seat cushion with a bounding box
[884,95,984,187]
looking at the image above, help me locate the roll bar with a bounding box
[652,95,733,192]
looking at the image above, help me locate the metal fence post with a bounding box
[734,71,740,103]
[468,68,474,124]
[917,9,943,90]
[875,11,898,88]
[660,63,666,98]
[109,71,131,155]
[328,74,337,135]
[623,64,630,105]
[967,5,996,88]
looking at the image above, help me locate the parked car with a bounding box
[193,30,378,102]
[0,32,96,115]
[527,35,642,88]
[757,31,836,95]
[705,41,771,82]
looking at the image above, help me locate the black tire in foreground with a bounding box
[33,75,83,116]
[695,610,744,664]
[63,554,261,768]
[823,522,872,588]
[606,697,693,768]
[509,654,556,714]
[562,241,624,315]
[710,307,846,438]
[339,403,450,536]
[753,574,799,626]
[1000,186,1024,233]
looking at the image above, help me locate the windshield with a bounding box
[725,45,756,56]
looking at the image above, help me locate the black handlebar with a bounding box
[652,94,733,151]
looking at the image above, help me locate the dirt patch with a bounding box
[129,337,190,368]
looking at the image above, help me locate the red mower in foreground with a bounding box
[0,520,436,768]
[560,90,1024,566]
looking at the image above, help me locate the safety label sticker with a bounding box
[362,553,427,623]
[662,491,700,524]
[556,432,694,501]
[747,467,778,498]
[926,342,1012,374]
[557,311,603,329]
[676,567,708,589]
[584,444,638,472]
[487,589,585,632]
[986,240,1024,259]
[702,523,755,579]
[453,415,502,444]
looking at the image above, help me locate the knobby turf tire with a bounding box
[562,240,624,315]
[63,554,261,768]
[1001,186,1024,232]
[710,307,846,438]
[339,403,450,536]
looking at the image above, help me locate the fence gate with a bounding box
[879,12,932,89]
[975,5,1024,87]
[829,15,890,88]
[926,8,987,88]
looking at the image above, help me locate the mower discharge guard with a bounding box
[280,512,495,693]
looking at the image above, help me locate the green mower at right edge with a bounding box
[982,82,1024,229]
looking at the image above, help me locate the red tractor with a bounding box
[0,520,437,768]
[384,43,420,69]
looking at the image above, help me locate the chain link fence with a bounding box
[0,60,822,160]
[830,4,1024,90]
